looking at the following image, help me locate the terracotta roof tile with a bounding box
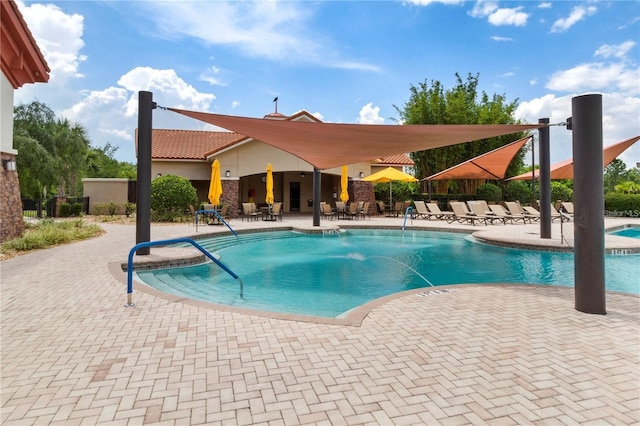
[151,129,243,160]
[376,153,415,166]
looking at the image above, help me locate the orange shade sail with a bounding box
[168,108,545,170]
[422,136,531,181]
[508,135,640,181]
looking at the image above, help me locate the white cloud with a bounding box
[488,7,528,26]
[538,2,552,9]
[139,1,378,71]
[547,63,640,95]
[551,5,597,33]
[469,2,528,26]
[595,41,637,60]
[17,0,86,83]
[357,103,385,124]
[516,93,640,168]
[491,36,514,42]
[231,101,241,109]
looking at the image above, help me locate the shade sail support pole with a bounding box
[313,168,321,226]
[572,94,606,315]
[539,118,551,239]
[136,91,156,255]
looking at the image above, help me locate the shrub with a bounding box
[0,219,103,256]
[476,183,502,203]
[550,181,573,203]
[503,180,532,203]
[71,203,83,217]
[151,175,197,221]
[125,202,136,217]
[59,203,71,217]
[605,193,640,216]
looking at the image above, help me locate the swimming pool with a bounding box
[609,226,640,239]
[136,229,639,318]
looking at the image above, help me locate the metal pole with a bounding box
[530,135,535,207]
[572,94,605,314]
[539,118,551,238]
[312,168,321,226]
[135,91,155,255]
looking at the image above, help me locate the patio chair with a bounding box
[467,201,505,225]
[425,202,455,220]
[346,202,359,219]
[321,202,335,220]
[241,202,259,221]
[335,201,346,219]
[264,202,282,221]
[448,202,487,225]
[188,204,197,226]
[360,201,371,220]
[488,204,530,224]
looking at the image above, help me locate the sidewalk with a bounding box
[1,215,638,425]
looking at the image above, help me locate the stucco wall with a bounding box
[82,178,129,214]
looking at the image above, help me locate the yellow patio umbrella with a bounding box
[208,159,223,205]
[340,165,349,203]
[265,162,274,205]
[362,167,417,206]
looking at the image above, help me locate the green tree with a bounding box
[14,101,91,197]
[604,159,627,193]
[395,73,528,194]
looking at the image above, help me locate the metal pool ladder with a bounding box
[124,237,239,307]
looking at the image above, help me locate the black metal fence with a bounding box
[22,196,89,218]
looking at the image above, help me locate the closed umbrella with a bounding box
[208,159,222,205]
[362,166,417,206]
[265,163,274,205]
[340,165,349,203]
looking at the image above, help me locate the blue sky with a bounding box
[15,0,640,169]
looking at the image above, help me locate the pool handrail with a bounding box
[195,209,238,237]
[125,237,239,307]
[402,206,414,231]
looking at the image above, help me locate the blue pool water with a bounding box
[136,230,640,318]
[609,226,640,239]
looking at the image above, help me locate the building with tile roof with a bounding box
[149,110,414,216]
[1,0,50,242]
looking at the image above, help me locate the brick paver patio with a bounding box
[1,216,638,425]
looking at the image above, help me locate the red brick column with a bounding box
[221,179,239,218]
[0,153,24,242]
[352,181,376,214]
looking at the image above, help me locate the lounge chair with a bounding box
[321,203,335,220]
[467,201,505,225]
[521,205,565,222]
[413,200,431,220]
[448,201,487,225]
[560,202,575,216]
[488,204,530,224]
[425,202,455,220]
[504,201,540,222]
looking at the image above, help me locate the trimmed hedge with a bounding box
[605,193,640,217]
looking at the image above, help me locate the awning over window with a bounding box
[168,108,545,170]
[422,136,531,181]
[508,135,640,181]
